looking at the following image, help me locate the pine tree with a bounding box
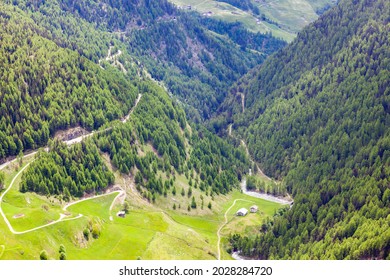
[191,196,197,209]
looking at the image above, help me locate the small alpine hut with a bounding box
[250,205,258,213]
[117,211,126,218]
[236,208,248,216]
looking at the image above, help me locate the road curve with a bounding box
[241,178,292,205]
[63,93,142,146]
[63,190,124,211]
[0,93,142,235]
[228,124,293,205]
[0,151,37,171]
[0,162,32,234]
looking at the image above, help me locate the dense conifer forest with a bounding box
[1,0,253,210]
[5,0,286,120]
[20,141,115,199]
[19,81,250,202]
[0,0,388,261]
[0,3,138,161]
[219,0,390,259]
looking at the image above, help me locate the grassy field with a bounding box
[171,0,294,41]
[253,0,335,33]
[0,153,283,260]
[169,0,336,42]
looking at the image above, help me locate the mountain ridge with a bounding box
[221,0,390,259]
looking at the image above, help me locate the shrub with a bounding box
[40,250,48,260]
[92,224,101,239]
[83,228,90,240]
[59,252,67,260]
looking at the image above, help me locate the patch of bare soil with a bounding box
[54,126,88,142]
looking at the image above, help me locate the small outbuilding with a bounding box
[236,208,248,216]
[250,205,258,213]
[117,211,126,218]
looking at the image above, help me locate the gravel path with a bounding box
[0,93,142,235]
[241,178,292,205]
[217,198,254,260]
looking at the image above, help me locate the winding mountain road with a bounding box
[64,94,142,146]
[0,93,142,235]
[228,124,293,205]
[99,46,127,73]
[228,124,277,183]
[241,178,291,205]
[0,151,37,171]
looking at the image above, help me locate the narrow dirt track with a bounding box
[0,93,142,235]
[217,198,254,260]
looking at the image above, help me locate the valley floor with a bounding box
[0,153,284,260]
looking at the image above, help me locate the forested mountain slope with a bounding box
[0,1,251,203]
[219,0,390,259]
[20,80,250,203]
[6,0,286,120]
[169,0,337,40]
[0,4,138,161]
[0,0,280,161]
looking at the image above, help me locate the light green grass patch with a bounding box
[169,0,335,42]
[169,0,294,41]
[66,193,117,220]
[1,156,64,232]
[0,153,284,260]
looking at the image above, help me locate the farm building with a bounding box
[117,211,126,218]
[202,11,213,17]
[250,205,258,213]
[236,208,248,216]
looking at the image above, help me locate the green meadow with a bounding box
[0,154,283,260]
[169,0,335,42]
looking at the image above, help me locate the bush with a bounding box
[83,228,90,240]
[59,252,67,260]
[59,244,66,254]
[191,196,197,209]
[40,250,48,260]
[92,224,101,239]
[123,201,130,214]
